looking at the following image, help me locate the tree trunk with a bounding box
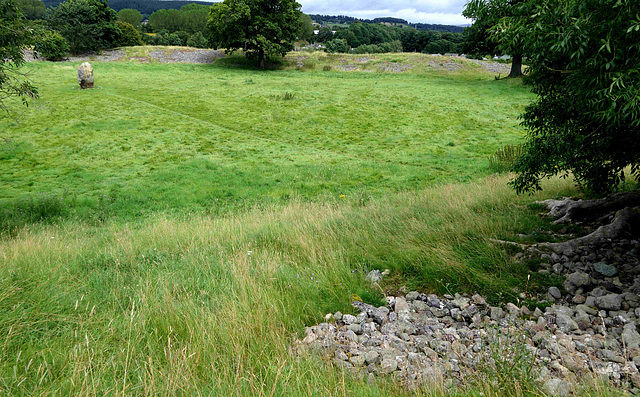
[257,49,265,69]
[508,53,523,78]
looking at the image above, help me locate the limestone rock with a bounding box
[77,62,94,89]
[596,294,623,311]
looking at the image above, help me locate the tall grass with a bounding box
[0,174,585,396]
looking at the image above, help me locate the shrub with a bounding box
[115,20,143,47]
[167,33,183,46]
[423,39,453,55]
[174,31,190,46]
[186,31,207,48]
[34,30,69,61]
[324,39,349,53]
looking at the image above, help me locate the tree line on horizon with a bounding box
[308,14,465,34]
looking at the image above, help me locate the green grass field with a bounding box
[1,51,619,396]
[1,51,531,225]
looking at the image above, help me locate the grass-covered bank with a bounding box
[0,174,585,396]
[0,55,531,231]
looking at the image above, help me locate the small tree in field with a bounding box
[207,0,302,68]
[508,0,640,195]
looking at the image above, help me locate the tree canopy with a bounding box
[509,0,640,194]
[48,0,120,53]
[117,8,142,26]
[207,0,302,68]
[0,0,38,114]
[462,0,524,77]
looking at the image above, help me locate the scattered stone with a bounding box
[380,358,398,374]
[543,378,571,396]
[596,294,623,311]
[296,221,640,392]
[365,270,383,283]
[594,262,618,277]
[548,286,562,300]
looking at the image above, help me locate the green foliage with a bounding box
[148,4,209,35]
[315,26,333,43]
[33,30,69,60]
[462,0,506,56]
[462,0,524,77]
[116,7,141,26]
[48,0,120,53]
[324,38,349,53]
[15,0,44,19]
[510,0,640,194]
[186,31,207,48]
[423,39,452,55]
[352,40,403,54]
[0,0,38,113]
[297,12,313,41]
[115,20,143,46]
[208,0,302,68]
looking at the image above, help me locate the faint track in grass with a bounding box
[103,91,424,168]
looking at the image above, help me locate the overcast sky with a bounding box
[298,0,471,25]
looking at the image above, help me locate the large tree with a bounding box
[509,0,640,195]
[116,8,142,27]
[48,0,120,53]
[207,0,302,68]
[462,0,524,77]
[0,0,38,115]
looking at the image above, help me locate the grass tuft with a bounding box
[488,144,524,173]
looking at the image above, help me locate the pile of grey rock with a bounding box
[297,239,640,394]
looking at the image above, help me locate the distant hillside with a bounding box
[309,14,464,33]
[42,0,211,14]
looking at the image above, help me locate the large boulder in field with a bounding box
[77,62,94,89]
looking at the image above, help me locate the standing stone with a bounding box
[78,62,94,89]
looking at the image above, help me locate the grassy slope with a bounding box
[0,54,531,223]
[0,175,579,396]
[1,52,615,395]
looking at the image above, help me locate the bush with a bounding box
[423,39,453,55]
[174,31,190,46]
[353,40,403,54]
[115,20,143,47]
[186,31,207,48]
[34,30,69,61]
[324,38,349,54]
[167,33,183,46]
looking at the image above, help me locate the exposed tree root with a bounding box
[536,191,640,225]
[495,192,640,256]
[540,206,640,255]
[488,238,529,250]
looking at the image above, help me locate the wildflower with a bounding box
[339,194,346,199]
[247,251,252,256]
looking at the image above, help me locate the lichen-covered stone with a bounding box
[77,62,94,89]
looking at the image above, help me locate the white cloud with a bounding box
[298,0,470,25]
